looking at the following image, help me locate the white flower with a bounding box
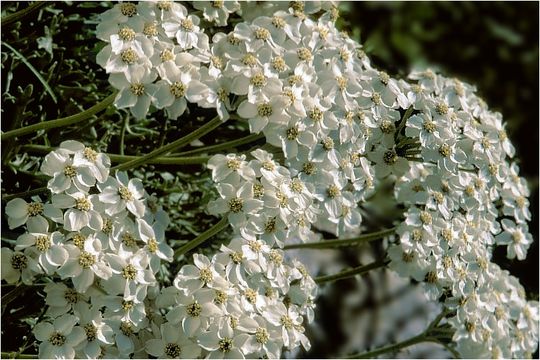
[99,171,146,218]
[15,230,68,275]
[52,192,103,232]
[207,153,256,184]
[193,1,240,26]
[33,314,85,359]
[108,65,158,119]
[57,240,112,293]
[41,149,96,194]
[59,141,111,183]
[5,197,62,232]
[145,322,201,358]
[495,219,533,260]
[1,247,41,284]
[197,323,249,359]
[73,302,115,358]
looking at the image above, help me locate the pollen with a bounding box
[218,338,233,353]
[118,27,136,41]
[241,53,257,66]
[322,137,334,150]
[227,33,241,45]
[143,22,158,37]
[63,165,77,178]
[271,56,287,72]
[122,232,137,248]
[121,48,138,64]
[339,47,350,62]
[78,251,96,269]
[48,332,66,346]
[286,126,299,140]
[160,49,175,62]
[255,327,269,344]
[75,197,91,211]
[412,229,423,242]
[379,71,390,85]
[327,185,341,199]
[84,323,98,342]
[269,249,283,264]
[512,231,522,243]
[211,0,224,8]
[165,343,182,358]
[248,240,262,253]
[297,47,312,61]
[276,190,289,207]
[257,103,273,117]
[35,235,51,252]
[435,102,449,115]
[11,253,28,270]
[309,107,323,122]
[170,81,186,98]
[255,27,270,41]
[383,150,398,165]
[122,264,137,280]
[120,2,137,17]
[120,321,133,336]
[290,178,304,193]
[186,302,202,317]
[64,288,79,304]
[27,202,44,216]
[288,74,302,86]
[227,158,241,170]
[280,315,293,329]
[118,185,133,201]
[438,143,451,158]
[217,88,228,102]
[302,162,316,175]
[515,196,526,208]
[253,183,264,198]
[211,56,224,69]
[244,288,257,304]
[157,1,172,11]
[336,76,348,91]
[147,238,158,253]
[130,83,145,96]
[122,300,134,311]
[423,119,436,133]
[199,267,213,284]
[102,218,113,235]
[229,251,243,264]
[419,211,432,225]
[180,18,194,32]
[272,16,286,29]
[371,92,382,105]
[250,72,267,88]
[215,290,228,304]
[425,271,438,284]
[228,197,244,213]
[380,120,395,134]
[83,147,98,162]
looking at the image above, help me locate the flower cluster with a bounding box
[2,141,174,358]
[386,70,538,358]
[152,246,316,358]
[19,0,533,358]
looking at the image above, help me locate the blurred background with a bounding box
[296,2,539,358]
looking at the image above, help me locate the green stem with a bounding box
[112,115,223,171]
[348,333,434,358]
[20,144,210,165]
[173,133,264,156]
[1,92,117,141]
[2,186,49,202]
[314,259,389,285]
[2,42,57,103]
[283,227,395,250]
[1,1,47,28]
[395,105,414,138]
[174,217,229,258]
[0,352,37,359]
[120,114,129,156]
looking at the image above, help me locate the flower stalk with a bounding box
[1,92,117,141]
[283,227,396,250]
[174,217,229,258]
[112,115,223,171]
[314,259,389,284]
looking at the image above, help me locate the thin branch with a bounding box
[314,259,389,285]
[283,227,396,250]
[173,217,229,257]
